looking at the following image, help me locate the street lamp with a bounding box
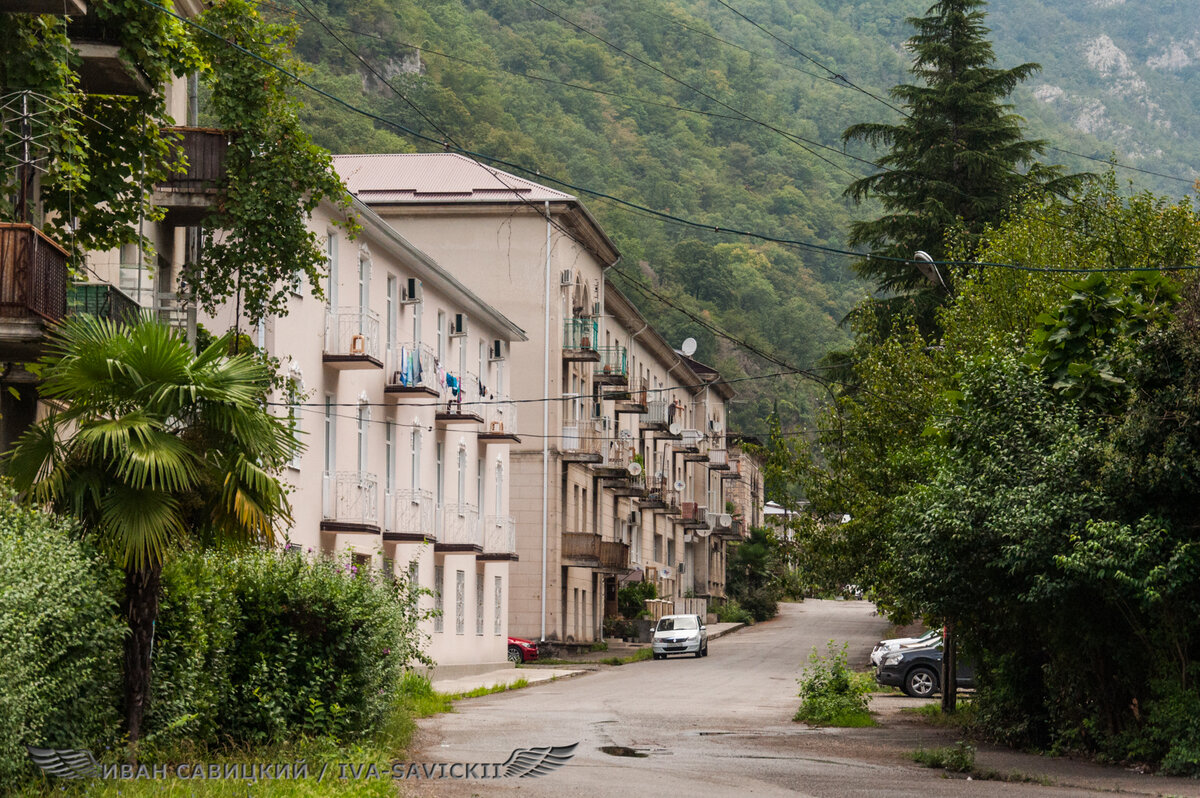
[913,250,949,291]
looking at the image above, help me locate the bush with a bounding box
[794,642,873,726]
[145,548,425,749]
[911,741,976,772]
[714,599,754,624]
[0,493,124,790]
[617,581,656,619]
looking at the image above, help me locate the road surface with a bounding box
[403,600,1200,797]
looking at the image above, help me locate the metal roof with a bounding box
[332,152,576,204]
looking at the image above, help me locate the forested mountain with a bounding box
[264,0,1199,435]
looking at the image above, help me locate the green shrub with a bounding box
[794,642,873,726]
[911,741,976,772]
[146,548,426,749]
[0,493,124,789]
[714,599,754,624]
[617,581,656,618]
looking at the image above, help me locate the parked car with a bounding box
[651,614,708,659]
[508,636,539,664]
[870,628,941,667]
[875,644,974,698]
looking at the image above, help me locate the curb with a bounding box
[709,622,748,640]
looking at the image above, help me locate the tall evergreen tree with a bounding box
[842,0,1085,295]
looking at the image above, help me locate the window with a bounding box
[413,301,422,346]
[435,442,445,506]
[455,570,465,635]
[477,457,484,511]
[385,421,395,495]
[434,565,444,633]
[494,576,503,635]
[410,429,422,492]
[386,275,397,354]
[476,575,484,636]
[494,462,503,516]
[326,233,338,308]
[357,404,369,474]
[286,379,302,470]
[323,394,336,476]
[457,447,466,510]
[437,310,446,361]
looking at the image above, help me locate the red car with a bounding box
[508,636,539,664]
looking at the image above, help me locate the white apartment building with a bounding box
[331,152,746,642]
[201,198,527,675]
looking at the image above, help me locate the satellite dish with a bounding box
[627,461,643,476]
[673,480,685,492]
[660,567,673,579]
[680,337,697,357]
[668,422,682,436]
[718,514,732,527]
[694,526,712,538]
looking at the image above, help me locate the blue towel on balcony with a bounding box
[446,372,459,397]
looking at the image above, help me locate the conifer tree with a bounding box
[842,0,1085,295]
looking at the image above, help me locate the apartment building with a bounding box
[331,152,745,642]
[201,198,527,674]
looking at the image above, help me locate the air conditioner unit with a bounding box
[592,301,601,316]
[489,339,506,361]
[401,277,423,304]
[450,313,468,337]
[678,561,686,574]
[560,269,574,286]
[629,510,641,525]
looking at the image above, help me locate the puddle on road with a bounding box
[600,746,649,758]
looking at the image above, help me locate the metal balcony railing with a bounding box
[439,502,481,547]
[322,471,379,526]
[392,489,434,537]
[0,223,67,322]
[709,449,728,468]
[594,345,627,380]
[324,308,381,361]
[483,515,516,554]
[562,418,602,454]
[563,316,598,351]
[439,369,481,417]
[599,436,635,469]
[67,282,140,324]
[387,342,437,391]
[482,397,518,437]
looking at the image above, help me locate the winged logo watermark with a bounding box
[25,747,99,780]
[498,743,578,777]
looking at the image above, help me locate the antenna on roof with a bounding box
[680,337,697,357]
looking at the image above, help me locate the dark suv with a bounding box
[875,645,974,698]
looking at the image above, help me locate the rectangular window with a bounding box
[435,442,445,506]
[287,381,302,470]
[455,570,465,635]
[357,405,369,474]
[494,463,503,517]
[386,275,397,354]
[437,310,446,361]
[434,565,444,633]
[385,421,395,494]
[411,429,421,492]
[476,575,484,636]
[323,394,336,475]
[326,233,338,308]
[457,448,466,511]
[477,457,484,510]
[494,576,503,635]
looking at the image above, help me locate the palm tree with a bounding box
[7,314,300,746]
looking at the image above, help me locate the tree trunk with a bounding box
[123,561,163,749]
[941,622,958,714]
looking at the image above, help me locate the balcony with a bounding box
[436,503,482,552]
[0,224,68,361]
[436,369,483,423]
[560,418,602,463]
[320,471,379,533]
[562,317,599,362]
[641,399,682,436]
[384,489,434,542]
[481,515,517,559]
[662,488,682,515]
[562,531,600,565]
[637,476,669,510]
[65,14,152,95]
[612,377,648,414]
[708,448,730,470]
[596,435,634,472]
[678,502,708,530]
[678,428,704,453]
[385,342,438,398]
[479,398,519,442]
[721,455,744,480]
[323,308,382,369]
[599,540,631,571]
[593,345,627,386]
[152,127,228,225]
[67,282,140,324]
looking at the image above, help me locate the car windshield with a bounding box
[658,617,698,631]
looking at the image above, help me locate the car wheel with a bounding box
[702,644,708,657]
[904,667,938,698]
[508,646,523,664]
[695,647,703,658]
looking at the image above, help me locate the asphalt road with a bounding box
[403,600,1200,798]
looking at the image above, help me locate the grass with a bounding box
[911,741,976,772]
[447,677,530,700]
[900,698,976,727]
[538,647,655,666]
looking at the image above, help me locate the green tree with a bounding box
[6,315,299,746]
[842,0,1084,296]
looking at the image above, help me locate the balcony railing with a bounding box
[391,489,434,538]
[0,223,67,323]
[561,418,602,457]
[321,471,379,528]
[594,345,627,383]
[439,502,482,547]
[68,282,140,323]
[563,316,598,356]
[438,369,482,419]
[386,342,437,393]
[324,308,382,365]
[680,428,704,450]
[599,541,630,570]
[562,531,600,560]
[159,127,228,193]
[481,397,518,438]
[599,436,634,470]
[484,515,516,555]
[708,448,729,469]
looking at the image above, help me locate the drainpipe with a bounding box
[541,201,551,642]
